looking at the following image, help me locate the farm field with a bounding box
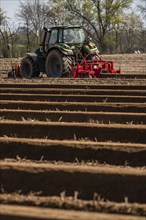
[0,54,146,220]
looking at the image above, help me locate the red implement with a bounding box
[73,53,121,78]
[8,64,21,78]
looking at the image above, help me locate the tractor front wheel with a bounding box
[46,50,72,77]
[20,56,40,78]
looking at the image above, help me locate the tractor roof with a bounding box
[50,25,82,29]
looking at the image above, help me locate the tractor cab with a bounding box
[36,26,86,57]
[40,26,86,55]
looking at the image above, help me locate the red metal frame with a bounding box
[73,52,121,78]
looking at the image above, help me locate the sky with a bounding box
[1,0,20,19]
[0,0,145,24]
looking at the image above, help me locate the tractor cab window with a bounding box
[49,29,58,44]
[64,29,74,43]
[64,28,85,44]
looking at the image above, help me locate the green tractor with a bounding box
[20,25,99,78]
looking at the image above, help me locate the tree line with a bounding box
[0,0,146,57]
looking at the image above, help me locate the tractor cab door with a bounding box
[48,29,58,48]
[44,31,51,53]
[48,28,63,48]
[40,28,51,54]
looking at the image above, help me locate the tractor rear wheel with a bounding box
[46,50,72,77]
[20,56,40,78]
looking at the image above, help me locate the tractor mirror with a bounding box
[43,27,48,32]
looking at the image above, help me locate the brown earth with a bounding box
[1,204,145,220]
[0,54,146,220]
[0,53,146,76]
[0,137,146,166]
[1,193,146,216]
[1,160,146,203]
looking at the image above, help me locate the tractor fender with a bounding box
[25,53,39,71]
[82,43,99,54]
[47,46,73,56]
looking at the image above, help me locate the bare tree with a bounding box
[0,7,6,24]
[0,8,20,57]
[49,0,80,25]
[137,0,146,19]
[120,12,144,53]
[17,0,53,47]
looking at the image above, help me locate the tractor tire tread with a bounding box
[20,56,40,78]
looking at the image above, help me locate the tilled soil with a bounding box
[0,53,146,76]
[0,54,146,220]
